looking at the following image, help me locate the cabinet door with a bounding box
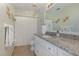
[34,40,52,56]
[34,41,41,56]
[58,48,73,56]
[34,36,58,56]
[45,42,58,56]
[35,36,58,56]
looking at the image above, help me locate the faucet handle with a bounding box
[57,30,59,33]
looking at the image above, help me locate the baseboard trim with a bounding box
[15,43,31,46]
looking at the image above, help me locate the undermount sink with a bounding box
[42,35,53,39]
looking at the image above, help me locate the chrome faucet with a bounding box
[56,30,60,37]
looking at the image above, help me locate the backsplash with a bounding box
[46,32,79,40]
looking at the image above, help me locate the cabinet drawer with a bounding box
[34,36,74,56]
[58,48,73,56]
[46,42,58,56]
[34,42,52,56]
[34,36,57,56]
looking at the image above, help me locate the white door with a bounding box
[15,16,37,46]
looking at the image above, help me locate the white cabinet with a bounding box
[34,39,52,56]
[34,36,57,56]
[58,48,73,56]
[45,42,57,56]
[33,36,73,56]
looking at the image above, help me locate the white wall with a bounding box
[15,16,37,46]
[0,4,15,56]
[15,10,38,18]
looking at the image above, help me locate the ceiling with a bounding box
[11,3,48,13]
[47,3,71,15]
[10,3,73,17]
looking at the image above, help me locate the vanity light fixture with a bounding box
[32,3,37,7]
[55,19,60,23]
[6,6,11,19]
[65,16,69,19]
[47,3,53,8]
[46,3,55,12]
[56,8,60,10]
[63,16,69,22]
[32,3,37,17]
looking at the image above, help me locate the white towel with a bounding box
[42,25,47,34]
[8,25,14,47]
[4,24,15,47]
[5,27,9,47]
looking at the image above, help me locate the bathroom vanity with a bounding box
[33,33,79,56]
[32,4,79,56]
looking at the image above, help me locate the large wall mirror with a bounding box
[44,3,79,35]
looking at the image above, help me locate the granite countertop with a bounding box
[35,34,79,56]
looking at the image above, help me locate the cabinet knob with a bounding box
[48,47,51,50]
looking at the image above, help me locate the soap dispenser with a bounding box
[56,30,60,37]
[42,25,47,34]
